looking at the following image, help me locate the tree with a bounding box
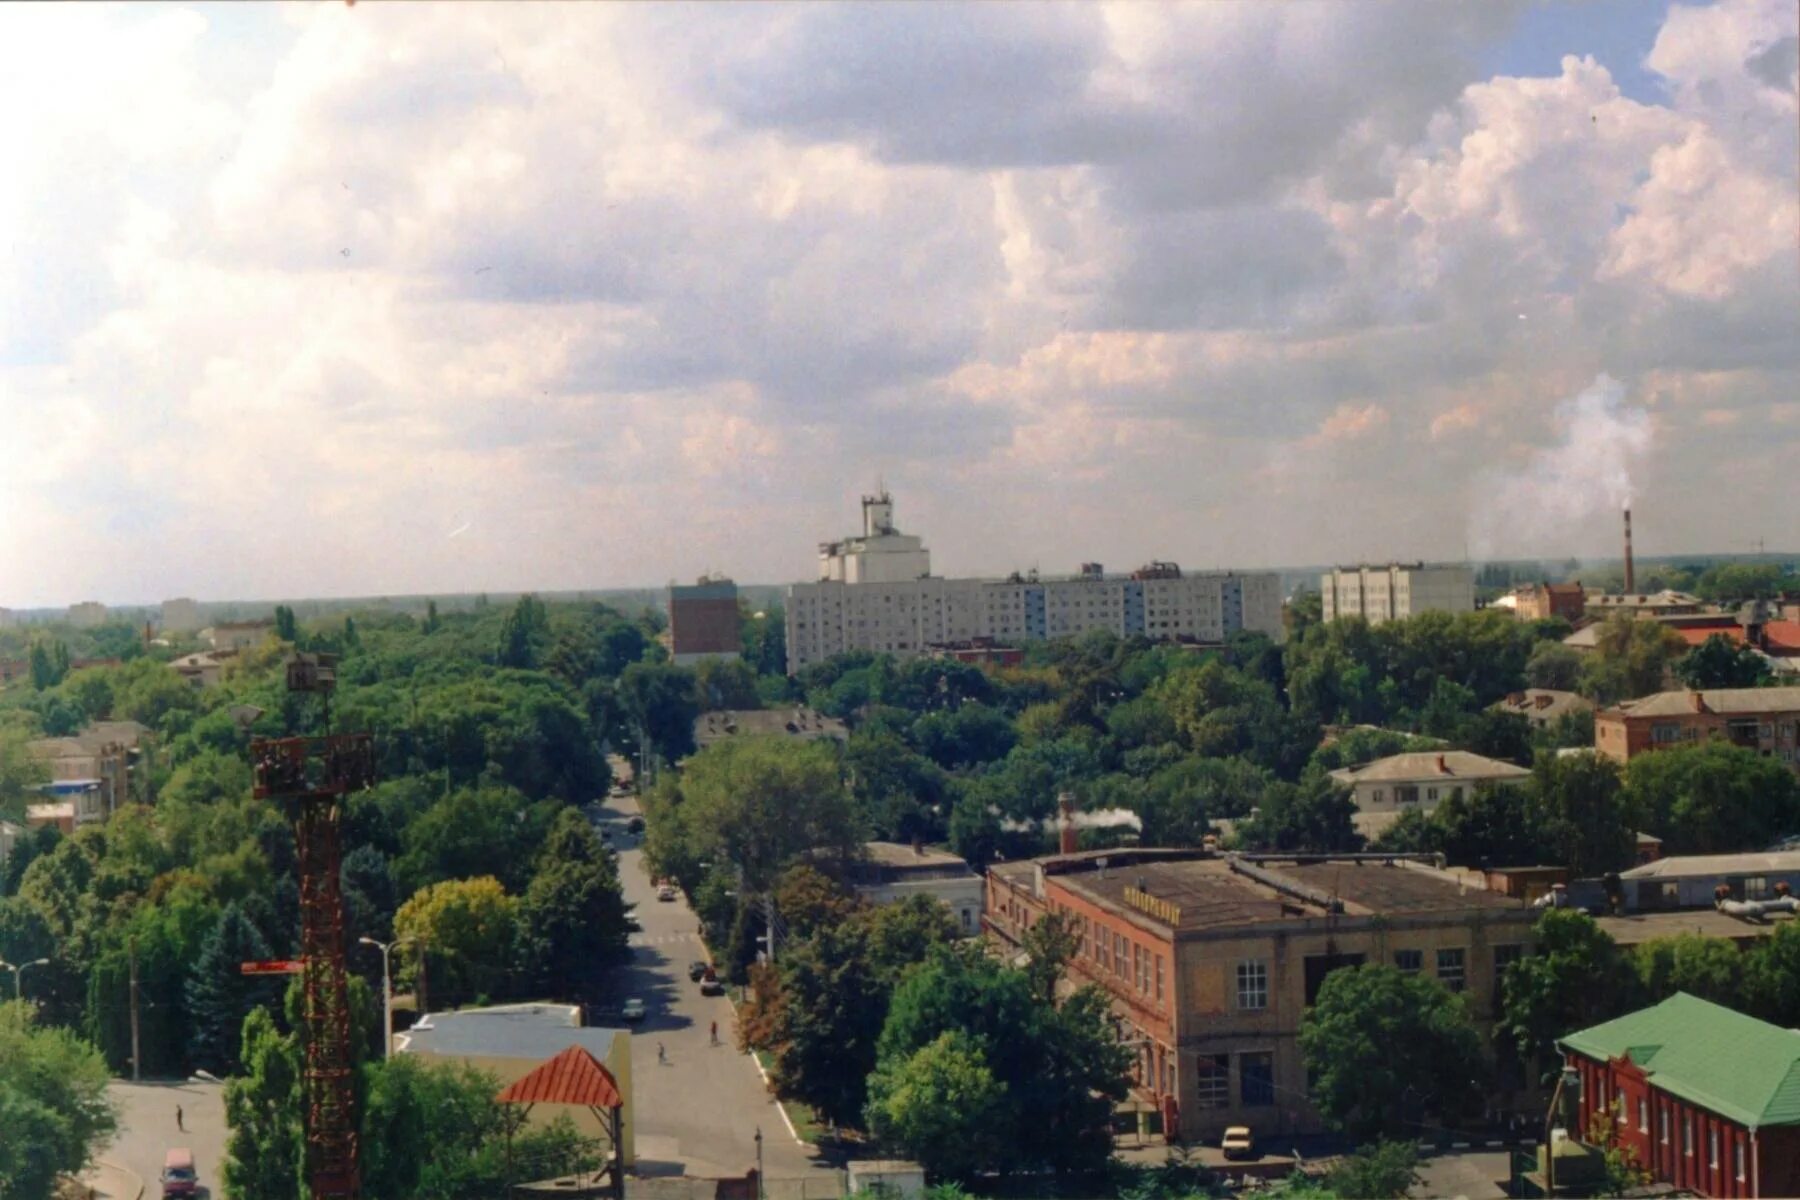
[187,902,281,1074]
[518,812,631,998]
[871,947,1130,1175]
[1631,934,1744,1008]
[394,876,520,1006]
[1623,739,1800,855]
[1424,783,1543,869]
[1299,964,1487,1139]
[223,1006,303,1200]
[496,595,549,669]
[1236,775,1360,853]
[655,736,860,892]
[1500,909,1638,1081]
[1579,617,1685,704]
[616,662,701,763]
[396,785,557,895]
[694,657,761,711]
[1527,752,1639,876]
[0,726,50,824]
[865,1030,1009,1181]
[1525,641,1583,691]
[766,921,891,1125]
[1744,922,1800,1027]
[1327,1140,1422,1200]
[0,998,118,1198]
[274,605,299,643]
[1675,633,1771,689]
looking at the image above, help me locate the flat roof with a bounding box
[862,842,973,872]
[1051,854,1525,935]
[398,1003,627,1062]
[1622,849,1800,879]
[1596,909,1796,945]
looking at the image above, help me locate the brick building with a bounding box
[667,577,742,666]
[1560,993,1800,1198]
[1511,581,1586,623]
[1595,687,1800,774]
[985,848,1536,1141]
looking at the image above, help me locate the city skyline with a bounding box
[3,0,1795,607]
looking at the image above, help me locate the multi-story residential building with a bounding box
[845,842,986,936]
[667,576,742,666]
[27,720,148,827]
[1328,750,1531,840]
[1561,993,1800,1198]
[67,601,108,628]
[785,495,1282,673]
[160,597,203,634]
[1595,687,1800,774]
[1320,563,1474,624]
[984,848,1536,1142]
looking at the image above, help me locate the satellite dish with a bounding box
[229,704,266,730]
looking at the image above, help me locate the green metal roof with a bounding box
[1559,993,1800,1130]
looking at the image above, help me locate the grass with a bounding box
[752,1049,828,1145]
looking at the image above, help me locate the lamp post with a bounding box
[753,1126,764,1200]
[0,957,49,1001]
[358,936,417,1060]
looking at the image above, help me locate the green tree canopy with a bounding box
[0,998,117,1198]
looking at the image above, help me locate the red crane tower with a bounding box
[251,653,372,1199]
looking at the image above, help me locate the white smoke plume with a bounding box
[995,807,1144,834]
[1469,374,1654,559]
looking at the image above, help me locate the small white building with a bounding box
[1329,751,1531,834]
[848,842,986,936]
[1321,563,1474,624]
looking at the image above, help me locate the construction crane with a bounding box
[251,653,373,1199]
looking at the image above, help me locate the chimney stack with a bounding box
[1057,792,1078,856]
[1623,507,1636,595]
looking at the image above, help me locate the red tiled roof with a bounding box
[495,1044,623,1109]
[1764,620,1800,655]
[1673,626,1745,647]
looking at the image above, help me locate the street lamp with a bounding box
[753,1126,764,1200]
[0,957,50,1001]
[358,936,417,1060]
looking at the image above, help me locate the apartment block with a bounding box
[1321,563,1474,624]
[667,577,741,666]
[984,849,1536,1142]
[1595,687,1800,774]
[161,597,203,634]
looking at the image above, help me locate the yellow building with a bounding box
[396,1003,634,1164]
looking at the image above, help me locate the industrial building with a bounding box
[983,846,1536,1142]
[1319,563,1474,624]
[785,493,1282,673]
[1560,993,1800,1198]
[667,576,742,666]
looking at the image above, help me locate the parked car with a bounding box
[1221,1126,1257,1161]
[699,976,725,996]
[161,1148,199,1198]
[657,885,678,902]
[688,960,709,981]
[627,816,645,834]
[621,998,646,1022]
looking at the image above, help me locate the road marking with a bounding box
[627,933,694,946]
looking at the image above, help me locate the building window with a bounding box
[1427,787,1439,803]
[1194,1055,1229,1109]
[1394,949,1422,973]
[1660,1108,1669,1145]
[1436,948,1466,992]
[1239,1052,1275,1107]
[1155,955,1164,1003]
[1371,789,1385,804]
[1683,1115,1692,1157]
[1744,876,1768,900]
[1237,960,1268,1010]
[1735,1140,1745,1181]
[1709,1127,1718,1171]
[1637,1098,1648,1133]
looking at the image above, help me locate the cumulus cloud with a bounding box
[0,0,1794,605]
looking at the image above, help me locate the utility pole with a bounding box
[128,936,141,1083]
[762,894,776,966]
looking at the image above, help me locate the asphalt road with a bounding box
[591,792,821,1184]
[102,1078,227,1199]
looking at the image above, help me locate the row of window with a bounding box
[1649,1093,1746,1182]
[1079,912,1167,1005]
[1193,1051,1275,1108]
[1233,943,1522,1008]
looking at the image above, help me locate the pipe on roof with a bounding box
[1226,856,1345,914]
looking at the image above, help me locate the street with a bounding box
[97,1078,228,1199]
[592,792,823,1184]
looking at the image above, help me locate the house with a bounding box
[846,842,985,936]
[1491,689,1592,730]
[1510,581,1586,624]
[1327,751,1532,834]
[172,650,233,689]
[25,802,76,834]
[26,720,148,827]
[1595,687,1800,775]
[206,620,274,653]
[1560,993,1800,1198]
[984,848,1537,1141]
[396,1002,634,1165]
[691,707,847,752]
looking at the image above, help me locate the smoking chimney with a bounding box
[1057,792,1078,856]
[1623,507,1636,595]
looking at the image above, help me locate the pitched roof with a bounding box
[1620,848,1800,879]
[495,1044,623,1109]
[1764,620,1800,654]
[1672,626,1746,648]
[1609,687,1800,718]
[1328,750,1531,785]
[1559,993,1800,1129]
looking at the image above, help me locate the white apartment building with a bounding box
[161,597,203,634]
[784,496,1283,672]
[1320,563,1474,624]
[67,601,108,628]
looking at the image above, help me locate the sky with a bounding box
[0,0,1795,607]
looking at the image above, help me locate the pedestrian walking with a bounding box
[710,1021,718,1045]
[657,1042,666,1065]
[176,1104,184,1132]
